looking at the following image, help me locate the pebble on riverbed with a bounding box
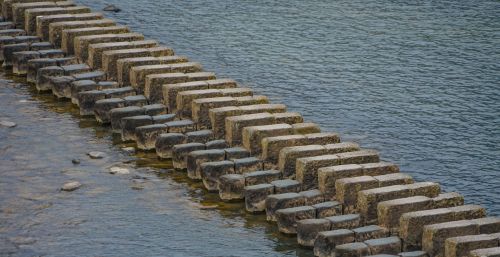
[61,181,82,191]
[0,120,16,128]
[109,166,130,175]
[87,151,105,159]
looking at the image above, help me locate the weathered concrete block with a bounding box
[25,6,92,36]
[297,218,331,248]
[49,18,116,47]
[109,106,144,132]
[163,81,209,111]
[36,65,63,91]
[375,173,414,187]
[124,95,148,107]
[74,32,144,62]
[136,124,168,150]
[152,114,176,124]
[314,229,356,257]
[27,58,57,83]
[130,62,200,93]
[265,192,305,221]
[61,63,91,75]
[50,75,75,99]
[185,130,213,144]
[314,201,343,218]
[12,50,39,75]
[297,154,341,190]
[353,225,389,242]
[244,170,281,186]
[103,47,174,81]
[242,123,293,155]
[71,79,97,104]
[224,147,250,160]
[335,242,371,257]
[143,103,166,116]
[469,247,500,257]
[94,98,124,124]
[365,237,402,255]
[423,220,479,257]
[166,119,195,133]
[61,25,129,54]
[276,206,316,234]
[218,173,244,201]
[358,182,440,225]
[337,150,380,165]
[117,56,188,86]
[102,87,136,99]
[327,214,361,230]
[245,183,275,213]
[273,112,304,124]
[377,196,432,232]
[234,157,263,174]
[171,143,205,169]
[292,122,321,134]
[271,179,301,194]
[186,149,225,180]
[2,42,28,67]
[226,113,277,146]
[200,160,234,191]
[12,1,73,30]
[431,192,464,209]
[176,89,221,117]
[145,72,188,103]
[399,205,486,251]
[336,176,379,213]
[37,13,104,40]
[87,40,157,70]
[192,96,237,129]
[155,133,186,159]
[475,217,500,234]
[300,189,325,205]
[206,139,228,149]
[77,90,105,115]
[278,145,327,178]
[120,115,153,141]
[445,234,499,257]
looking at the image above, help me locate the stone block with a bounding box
[297,154,341,190]
[135,124,168,150]
[313,201,343,218]
[327,214,361,230]
[314,229,356,257]
[27,58,57,83]
[192,96,237,129]
[120,115,153,141]
[2,42,28,67]
[244,170,281,186]
[377,196,432,232]
[165,119,195,133]
[365,237,402,255]
[109,106,144,132]
[61,25,129,54]
[423,220,479,257]
[234,157,263,174]
[273,112,303,124]
[49,18,116,47]
[297,218,331,248]
[353,225,389,242]
[398,251,428,257]
[469,247,500,257]
[245,183,275,213]
[200,160,234,191]
[336,176,379,213]
[102,87,135,99]
[361,162,400,176]
[12,50,39,75]
[155,133,186,158]
[78,90,105,115]
[87,40,157,69]
[278,145,327,178]
[186,130,213,144]
[271,179,301,194]
[276,206,316,234]
[176,89,221,117]
[163,81,209,111]
[124,95,148,107]
[335,242,371,257]
[265,192,305,221]
[94,98,125,124]
[445,234,499,257]
[431,193,464,209]
[37,13,104,40]
[242,123,293,155]
[74,33,144,62]
[375,173,414,187]
[224,147,250,160]
[50,75,75,98]
[300,189,325,205]
[117,55,188,86]
[152,114,176,124]
[226,113,277,146]
[145,72,189,103]
[171,143,206,169]
[186,149,225,180]
[218,173,244,201]
[71,79,97,105]
[36,65,63,91]
[205,139,228,149]
[143,104,166,116]
[25,6,92,35]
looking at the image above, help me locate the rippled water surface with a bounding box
[1,0,499,256]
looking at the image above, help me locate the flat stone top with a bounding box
[226,112,274,122]
[220,87,252,93]
[374,173,413,182]
[49,18,114,28]
[63,25,128,33]
[122,115,152,121]
[365,236,401,246]
[165,80,208,87]
[298,218,330,225]
[447,234,498,243]
[244,170,281,178]
[335,242,368,250]
[379,196,430,206]
[131,63,175,71]
[319,229,354,237]
[220,173,244,180]
[172,142,205,150]
[318,164,363,172]
[110,106,143,113]
[245,183,274,191]
[239,103,286,111]
[337,175,377,184]
[201,160,234,167]
[37,12,103,20]
[89,39,156,48]
[234,157,260,163]
[76,32,143,41]
[298,154,340,162]
[165,120,194,127]
[281,144,325,153]
[352,225,385,233]
[276,205,314,214]
[337,149,379,157]
[26,6,90,13]
[326,213,360,222]
[271,179,300,187]
[304,132,340,139]
[136,124,167,130]
[147,72,187,79]
[267,192,301,200]
[79,90,104,96]
[189,149,225,156]
[186,130,212,136]
[245,123,292,131]
[361,162,399,170]
[223,147,248,153]
[157,132,183,138]
[299,189,322,197]
[72,80,95,86]
[313,201,340,208]
[273,112,301,118]
[124,95,146,101]
[209,106,240,113]
[142,104,165,111]
[423,219,476,230]
[264,134,305,142]
[470,247,500,256]
[178,89,220,96]
[325,142,360,149]
[95,98,124,104]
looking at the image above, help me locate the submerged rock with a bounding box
[0,120,16,128]
[87,151,105,159]
[109,166,130,175]
[61,181,82,191]
[72,159,81,164]
[103,4,121,12]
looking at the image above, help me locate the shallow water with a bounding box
[76,0,500,211]
[1,0,499,256]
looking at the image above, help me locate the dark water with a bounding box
[1,0,499,256]
[76,0,500,211]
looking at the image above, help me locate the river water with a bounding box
[1,0,499,256]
